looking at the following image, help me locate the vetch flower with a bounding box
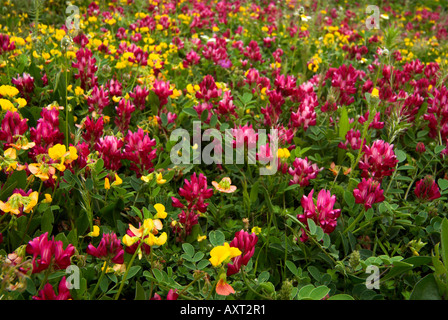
[414,176,441,202]
[353,178,385,210]
[86,232,124,264]
[227,230,258,276]
[298,189,341,242]
[26,232,75,273]
[33,277,72,300]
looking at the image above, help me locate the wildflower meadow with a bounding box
[1,0,448,306]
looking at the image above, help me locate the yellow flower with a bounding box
[48,144,68,161]
[144,232,167,246]
[87,225,100,237]
[154,203,167,219]
[141,173,154,183]
[15,98,27,108]
[74,86,84,96]
[28,162,56,181]
[0,85,19,97]
[156,172,166,184]
[0,191,39,216]
[113,173,122,186]
[371,88,379,98]
[0,99,17,112]
[277,148,291,159]
[104,177,111,190]
[209,242,242,267]
[197,235,207,242]
[251,226,262,235]
[42,193,52,203]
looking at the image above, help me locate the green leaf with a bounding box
[307,218,317,235]
[286,260,298,276]
[438,179,448,191]
[344,190,355,209]
[182,107,198,117]
[441,218,448,268]
[298,284,314,299]
[309,285,330,300]
[435,145,446,155]
[152,268,165,283]
[209,230,225,247]
[409,274,442,300]
[307,266,321,282]
[135,281,146,300]
[182,243,195,258]
[258,271,270,283]
[395,149,407,163]
[327,294,355,300]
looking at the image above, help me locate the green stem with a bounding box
[91,260,109,299]
[241,266,273,300]
[114,241,143,300]
[344,208,365,235]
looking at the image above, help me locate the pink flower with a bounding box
[95,136,123,171]
[123,128,157,176]
[288,157,322,187]
[87,85,110,114]
[26,232,75,274]
[0,33,15,55]
[82,116,104,147]
[11,72,34,102]
[151,289,179,300]
[416,142,426,154]
[86,232,124,264]
[152,79,173,108]
[0,111,28,148]
[227,230,258,276]
[359,140,398,181]
[353,178,385,210]
[338,129,363,150]
[195,75,221,102]
[114,98,136,133]
[72,48,98,90]
[298,189,341,242]
[129,85,150,111]
[414,176,441,202]
[33,277,72,300]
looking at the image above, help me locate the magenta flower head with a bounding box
[298,189,341,242]
[114,98,136,133]
[95,135,123,171]
[33,277,72,300]
[0,33,15,55]
[11,72,34,101]
[129,85,150,111]
[359,140,398,181]
[124,128,157,176]
[87,85,110,114]
[82,116,104,147]
[173,173,214,213]
[414,176,441,202]
[152,79,173,108]
[227,230,258,276]
[288,157,322,187]
[26,232,75,274]
[416,142,426,154]
[86,232,124,264]
[353,178,385,210]
[195,75,221,102]
[0,111,28,148]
